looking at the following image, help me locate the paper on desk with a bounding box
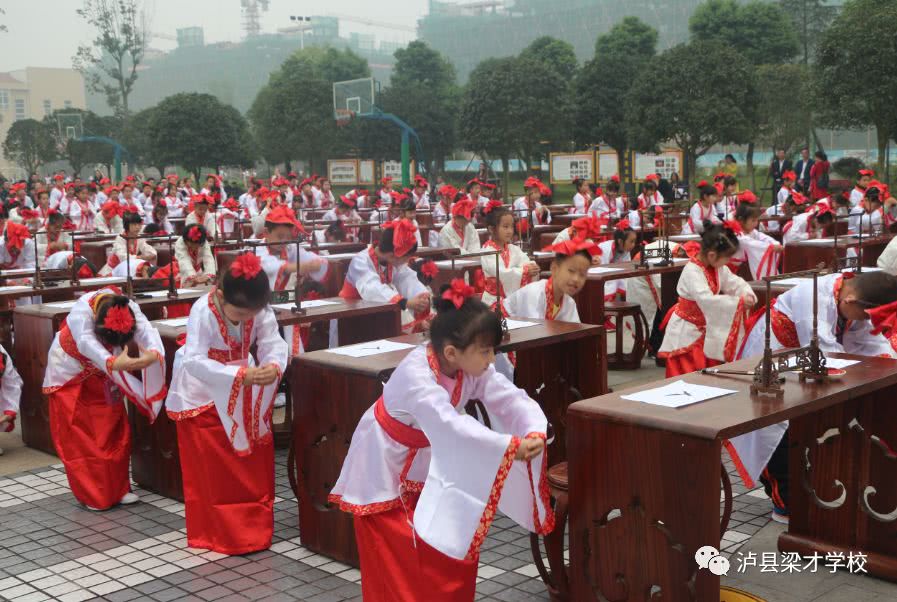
[769,277,808,286]
[798,238,836,245]
[45,300,77,309]
[434,259,480,268]
[588,267,624,274]
[504,319,538,330]
[621,380,738,408]
[843,266,881,273]
[0,286,33,292]
[141,289,200,298]
[157,317,189,327]
[785,357,860,370]
[0,268,34,276]
[648,257,688,265]
[323,253,358,260]
[272,299,339,310]
[533,251,555,258]
[327,339,416,358]
[80,277,120,284]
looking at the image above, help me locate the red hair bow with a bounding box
[782,170,797,181]
[384,219,418,257]
[615,218,631,231]
[524,176,541,189]
[610,175,621,183]
[697,180,709,188]
[544,238,600,258]
[103,305,134,334]
[186,226,203,242]
[483,199,504,214]
[791,191,808,205]
[680,240,702,258]
[223,198,241,212]
[4,222,31,251]
[266,206,307,234]
[738,190,758,204]
[867,300,897,339]
[723,220,743,236]
[19,208,39,220]
[451,199,475,220]
[101,200,123,218]
[859,169,875,177]
[815,204,834,218]
[442,278,474,309]
[571,216,603,240]
[230,253,262,280]
[421,260,439,278]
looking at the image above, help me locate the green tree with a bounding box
[754,64,812,160]
[779,0,840,65]
[43,109,120,176]
[814,0,897,175]
[249,47,369,173]
[375,41,460,174]
[690,0,799,65]
[519,36,579,82]
[627,40,756,191]
[576,17,658,176]
[121,106,160,171]
[2,119,57,175]
[148,93,255,179]
[73,0,147,119]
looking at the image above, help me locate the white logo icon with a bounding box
[695,545,730,576]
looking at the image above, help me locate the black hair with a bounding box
[219,254,271,310]
[183,224,208,245]
[588,183,599,195]
[430,287,502,353]
[74,255,97,277]
[815,151,828,161]
[865,187,882,205]
[142,223,164,236]
[398,198,416,213]
[411,258,435,287]
[153,203,168,220]
[465,180,480,193]
[377,225,418,256]
[725,154,737,163]
[698,184,718,200]
[735,202,761,222]
[700,222,740,256]
[298,278,325,300]
[94,295,138,347]
[849,272,897,307]
[553,250,593,264]
[643,180,657,191]
[613,227,635,250]
[47,211,66,226]
[605,180,620,193]
[572,178,586,190]
[325,221,347,242]
[723,176,737,188]
[628,197,640,211]
[816,211,834,225]
[484,205,512,230]
[122,211,143,229]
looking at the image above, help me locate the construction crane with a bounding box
[323,13,416,34]
[241,0,271,38]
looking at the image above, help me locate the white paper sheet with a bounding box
[80,277,121,284]
[45,301,77,309]
[156,317,189,327]
[785,357,860,370]
[798,238,836,245]
[272,300,339,310]
[434,259,480,268]
[648,257,689,266]
[533,251,555,258]
[504,319,538,331]
[141,289,200,298]
[0,268,35,276]
[0,286,34,293]
[326,339,416,358]
[670,234,701,241]
[843,267,881,273]
[588,267,624,275]
[769,277,808,286]
[323,253,358,260]
[621,380,738,408]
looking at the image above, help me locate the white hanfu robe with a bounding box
[68,199,96,232]
[36,230,73,267]
[0,239,36,269]
[98,235,157,276]
[175,238,216,284]
[682,202,720,235]
[0,344,23,433]
[329,344,552,562]
[572,192,590,214]
[480,240,533,309]
[588,196,624,220]
[503,279,580,323]
[877,236,897,274]
[849,186,865,208]
[438,221,481,254]
[95,213,124,235]
[596,239,631,299]
[731,274,895,489]
[782,211,814,245]
[730,230,781,280]
[186,211,218,239]
[512,198,552,227]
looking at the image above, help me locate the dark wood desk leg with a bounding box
[13,312,56,455]
[568,417,720,601]
[780,393,897,581]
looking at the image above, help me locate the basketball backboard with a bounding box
[332,78,378,121]
[56,113,84,141]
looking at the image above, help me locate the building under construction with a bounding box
[418,0,705,81]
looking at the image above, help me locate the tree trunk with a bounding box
[615,147,626,182]
[501,155,511,203]
[747,142,756,192]
[685,148,698,200]
[875,124,888,181]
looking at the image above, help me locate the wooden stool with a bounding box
[605,301,650,370]
[530,462,569,601]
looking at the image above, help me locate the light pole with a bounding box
[289,16,312,50]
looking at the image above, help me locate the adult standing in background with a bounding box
[769,149,793,198]
[721,154,738,178]
[809,151,830,201]
[794,147,815,194]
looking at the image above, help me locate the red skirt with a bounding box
[176,409,274,555]
[49,374,131,510]
[664,339,721,377]
[354,497,478,602]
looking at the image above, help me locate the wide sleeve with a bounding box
[298,247,328,282]
[694,268,751,362]
[464,223,482,253]
[0,344,22,431]
[877,237,897,273]
[406,377,520,561]
[393,263,428,300]
[253,306,289,373]
[174,239,196,279]
[690,204,705,233]
[111,237,128,261]
[140,240,158,260]
[65,297,118,376]
[481,246,529,295]
[348,254,402,303]
[437,223,455,248]
[69,201,83,223]
[95,214,109,233]
[202,242,216,274]
[109,303,166,421]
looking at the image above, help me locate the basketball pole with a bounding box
[401,130,410,188]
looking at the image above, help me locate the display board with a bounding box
[596,151,620,182]
[632,149,683,181]
[549,152,595,184]
[381,160,415,182]
[358,160,375,185]
[327,159,359,186]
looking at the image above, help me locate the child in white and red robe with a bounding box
[96,198,125,234]
[0,344,24,456]
[0,223,36,269]
[480,202,539,309]
[850,169,874,207]
[69,185,96,231]
[715,176,739,220]
[200,174,226,206]
[682,181,722,234]
[782,195,833,244]
[43,290,166,510]
[595,221,637,303]
[37,211,73,268]
[255,207,328,356]
[503,238,597,323]
[99,210,157,276]
[432,185,456,225]
[331,282,552,602]
[379,176,394,206]
[165,182,185,218]
[321,194,363,241]
[464,178,486,207]
[438,199,481,254]
[49,174,65,209]
[318,178,336,209]
[551,214,605,247]
[658,223,756,377]
[216,198,245,240]
[727,200,782,280]
[175,224,216,287]
[340,219,431,333]
[166,254,288,555]
[185,194,218,239]
[777,170,797,207]
[513,185,551,238]
[119,183,144,218]
[571,178,592,214]
[732,271,897,523]
[588,176,625,220]
[412,175,430,210]
[637,175,663,210]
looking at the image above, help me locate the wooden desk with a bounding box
[13,288,209,454]
[292,321,604,566]
[129,298,402,501]
[567,354,897,600]
[430,257,482,291]
[80,240,112,270]
[784,236,889,272]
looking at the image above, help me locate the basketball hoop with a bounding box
[335,109,355,128]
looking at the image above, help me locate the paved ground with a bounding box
[1,359,894,601]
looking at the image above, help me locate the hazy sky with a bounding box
[0,0,428,72]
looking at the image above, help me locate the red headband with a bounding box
[266,205,307,234]
[383,219,418,257]
[782,170,797,181]
[442,278,474,309]
[230,253,262,280]
[544,238,600,258]
[103,305,134,334]
[4,223,31,251]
